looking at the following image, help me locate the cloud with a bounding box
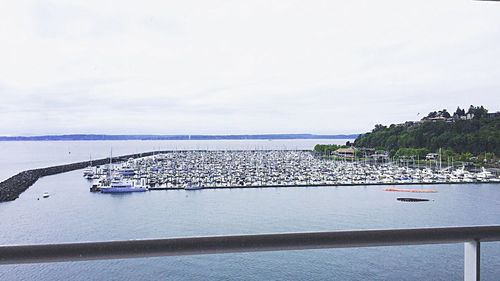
[0,0,499,135]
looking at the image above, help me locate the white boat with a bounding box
[83,166,94,179]
[117,167,136,177]
[184,182,203,190]
[42,192,50,198]
[83,154,95,179]
[477,167,493,181]
[100,179,148,193]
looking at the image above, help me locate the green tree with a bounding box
[354,105,499,157]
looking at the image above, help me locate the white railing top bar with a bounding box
[1,225,500,265]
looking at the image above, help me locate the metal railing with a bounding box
[2,226,500,281]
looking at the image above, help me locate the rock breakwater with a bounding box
[0,151,166,202]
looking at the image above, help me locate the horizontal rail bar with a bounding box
[1,226,500,265]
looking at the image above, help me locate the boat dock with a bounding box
[87,150,500,191]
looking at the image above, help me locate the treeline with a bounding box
[313,144,347,154]
[424,105,488,120]
[392,147,493,162]
[354,106,500,157]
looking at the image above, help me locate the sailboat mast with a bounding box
[109,148,113,178]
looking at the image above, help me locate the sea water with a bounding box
[0,140,499,280]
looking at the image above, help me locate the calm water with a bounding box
[0,140,499,280]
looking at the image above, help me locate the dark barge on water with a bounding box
[397,197,431,202]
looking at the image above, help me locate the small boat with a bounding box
[42,192,50,198]
[83,155,95,179]
[117,167,136,177]
[184,182,203,190]
[90,179,104,192]
[83,166,94,179]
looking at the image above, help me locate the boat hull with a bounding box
[100,187,148,193]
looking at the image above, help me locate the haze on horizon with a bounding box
[0,0,499,136]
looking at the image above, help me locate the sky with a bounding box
[0,0,499,136]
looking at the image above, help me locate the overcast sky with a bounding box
[0,0,499,136]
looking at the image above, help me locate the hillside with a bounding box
[354,106,500,157]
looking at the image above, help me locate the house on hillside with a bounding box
[371,152,389,162]
[421,116,455,122]
[335,148,356,159]
[486,112,500,118]
[453,114,467,121]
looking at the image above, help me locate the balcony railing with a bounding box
[1,226,500,281]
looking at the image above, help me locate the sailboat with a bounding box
[83,154,94,179]
[184,180,203,190]
[184,162,202,190]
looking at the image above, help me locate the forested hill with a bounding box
[354,106,500,156]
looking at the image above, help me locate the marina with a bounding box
[2,0,499,279]
[87,150,500,192]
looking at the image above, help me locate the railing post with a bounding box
[464,240,480,281]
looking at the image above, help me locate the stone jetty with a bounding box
[0,151,168,202]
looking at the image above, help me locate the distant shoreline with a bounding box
[0,134,358,141]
